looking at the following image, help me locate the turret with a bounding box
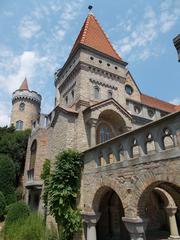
[10,78,41,130]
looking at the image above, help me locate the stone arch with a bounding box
[136,180,180,239]
[131,170,180,217]
[86,177,128,214]
[92,185,130,240]
[96,109,127,144]
[154,187,176,207]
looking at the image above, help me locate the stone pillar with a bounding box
[122,217,148,240]
[166,207,180,239]
[153,131,164,152]
[89,119,98,147]
[82,212,101,240]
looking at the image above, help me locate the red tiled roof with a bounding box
[19,78,29,91]
[175,105,180,111]
[71,13,121,60]
[141,94,176,113]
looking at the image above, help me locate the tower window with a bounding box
[65,96,68,104]
[108,90,113,98]
[71,90,74,100]
[16,120,23,130]
[19,102,25,111]
[94,86,100,99]
[30,140,37,169]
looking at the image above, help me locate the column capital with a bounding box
[166,206,177,216]
[89,118,98,127]
[82,212,101,226]
[122,217,148,240]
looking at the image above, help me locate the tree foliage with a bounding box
[48,149,83,240]
[0,191,6,221]
[0,154,16,204]
[0,126,30,181]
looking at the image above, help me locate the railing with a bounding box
[27,169,34,182]
[84,111,180,168]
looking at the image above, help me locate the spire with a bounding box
[70,12,121,60]
[19,77,29,91]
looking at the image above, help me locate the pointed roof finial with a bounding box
[19,77,29,91]
[88,5,93,14]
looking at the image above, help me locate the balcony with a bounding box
[25,168,43,189]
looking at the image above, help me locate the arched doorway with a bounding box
[138,182,180,240]
[95,187,130,240]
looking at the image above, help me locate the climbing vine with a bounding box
[48,149,83,240]
[41,159,51,223]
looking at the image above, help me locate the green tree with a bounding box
[48,149,83,240]
[0,191,6,221]
[0,154,16,204]
[0,126,30,183]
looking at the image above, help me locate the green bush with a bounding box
[5,201,30,227]
[0,154,16,204]
[4,212,58,240]
[0,191,6,221]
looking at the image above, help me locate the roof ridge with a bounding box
[70,13,121,60]
[81,15,91,44]
[141,93,176,106]
[91,14,120,60]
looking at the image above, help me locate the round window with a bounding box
[19,102,25,111]
[125,85,133,95]
[148,108,155,118]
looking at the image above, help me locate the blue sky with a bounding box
[0,0,180,126]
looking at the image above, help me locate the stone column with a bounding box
[153,131,164,152]
[82,212,101,240]
[89,119,98,147]
[122,217,148,240]
[166,207,180,239]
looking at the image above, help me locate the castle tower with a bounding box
[10,78,41,130]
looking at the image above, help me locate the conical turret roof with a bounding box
[70,13,121,60]
[19,77,29,91]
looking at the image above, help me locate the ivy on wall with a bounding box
[41,149,83,240]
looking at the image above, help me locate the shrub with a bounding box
[5,201,30,227]
[0,191,6,221]
[4,212,58,240]
[0,154,16,204]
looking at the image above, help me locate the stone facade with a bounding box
[11,85,41,130]
[21,12,180,240]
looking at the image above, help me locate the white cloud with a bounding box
[0,51,47,93]
[113,1,180,62]
[170,98,180,105]
[0,102,10,127]
[18,17,41,39]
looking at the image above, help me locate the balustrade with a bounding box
[84,111,180,168]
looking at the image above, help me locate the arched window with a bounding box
[29,140,37,169]
[97,123,112,144]
[94,86,100,99]
[16,120,23,130]
[19,102,25,111]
